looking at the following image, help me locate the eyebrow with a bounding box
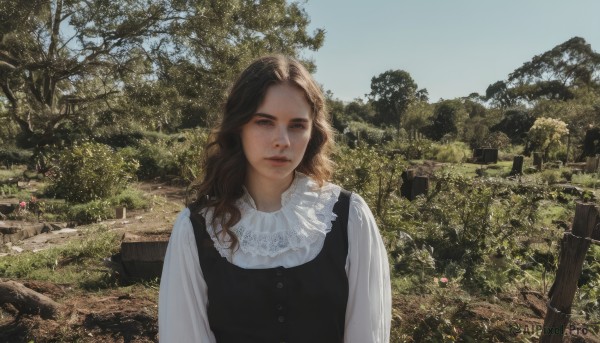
[253,112,310,123]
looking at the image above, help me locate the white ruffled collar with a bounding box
[201,171,341,259]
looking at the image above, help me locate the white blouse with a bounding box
[158,172,391,342]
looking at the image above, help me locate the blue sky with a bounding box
[302,0,600,103]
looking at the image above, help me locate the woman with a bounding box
[159,55,391,342]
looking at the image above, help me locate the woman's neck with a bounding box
[244,172,295,212]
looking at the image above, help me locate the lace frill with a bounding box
[199,172,341,261]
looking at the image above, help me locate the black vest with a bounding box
[188,189,352,343]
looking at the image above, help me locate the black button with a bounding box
[278,315,285,323]
[276,304,283,311]
[276,269,283,277]
[276,282,283,289]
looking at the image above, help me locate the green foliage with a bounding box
[1,0,324,148]
[571,173,600,188]
[344,121,395,146]
[483,131,511,150]
[175,128,210,183]
[368,70,426,132]
[425,100,468,141]
[385,138,435,160]
[490,109,536,145]
[331,144,407,220]
[431,142,471,163]
[527,117,569,159]
[123,127,209,182]
[108,188,151,210]
[68,200,113,224]
[0,226,120,286]
[0,145,32,167]
[47,142,139,203]
[130,139,180,180]
[0,183,19,197]
[485,37,600,106]
[393,170,551,293]
[539,169,562,184]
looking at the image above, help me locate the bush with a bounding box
[344,121,395,146]
[134,139,179,180]
[384,138,435,160]
[108,188,151,210]
[540,170,562,184]
[176,128,209,183]
[430,142,471,163]
[571,173,600,188]
[47,142,139,203]
[68,200,113,224]
[0,146,32,167]
[483,132,511,150]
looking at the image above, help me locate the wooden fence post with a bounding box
[541,203,599,342]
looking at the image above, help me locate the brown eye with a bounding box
[256,120,272,126]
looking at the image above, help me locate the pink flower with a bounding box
[19,201,27,208]
[438,277,449,288]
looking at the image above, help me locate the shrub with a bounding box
[176,128,209,183]
[68,200,113,224]
[108,188,151,210]
[384,138,435,160]
[134,138,179,180]
[0,145,32,167]
[344,121,395,146]
[540,170,562,184]
[483,132,511,150]
[430,142,471,163]
[571,173,600,188]
[47,142,139,203]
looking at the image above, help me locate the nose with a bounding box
[273,124,290,148]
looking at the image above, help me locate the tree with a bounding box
[527,117,569,159]
[490,109,536,144]
[344,99,376,124]
[485,37,600,106]
[425,100,468,141]
[0,0,325,151]
[401,100,433,139]
[368,70,426,135]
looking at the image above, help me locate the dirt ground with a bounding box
[0,181,186,343]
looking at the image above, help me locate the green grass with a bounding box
[571,173,600,188]
[537,200,570,226]
[0,165,26,181]
[438,161,513,178]
[0,225,120,288]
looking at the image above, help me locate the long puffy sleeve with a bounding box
[344,193,392,343]
[158,208,216,343]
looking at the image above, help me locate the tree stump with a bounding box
[0,280,62,319]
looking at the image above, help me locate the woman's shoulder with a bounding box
[169,207,195,241]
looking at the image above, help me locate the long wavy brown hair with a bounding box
[189,54,335,253]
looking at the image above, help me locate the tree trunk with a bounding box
[0,280,62,319]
